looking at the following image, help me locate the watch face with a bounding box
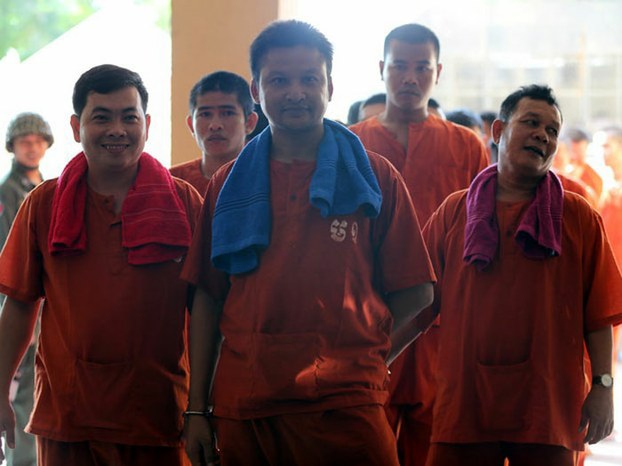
[601,374,614,388]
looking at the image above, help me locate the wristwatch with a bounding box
[592,373,614,388]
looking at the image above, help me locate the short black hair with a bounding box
[498,84,562,122]
[383,24,440,61]
[189,71,254,119]
[446,109,483,130]
[562,127,590,143]
[347,100,363,126]
[250,20,333,82]
[428,97,442,110]
[361,93,387,109]
[480,111,497,125]
[73,64,148,117]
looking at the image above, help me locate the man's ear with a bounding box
[251,79,260,104]
[328,76,334,102]
[70,114,81,143]
[245,111,259,135]
[144,114,151,141]
[435,63,443,85]
[379,60,385,81]
[186,114,195,135]
[491,119,504,145]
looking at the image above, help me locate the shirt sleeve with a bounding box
[181,167,230,302]
[370,152,436,294]
[580,198,622,331]
[0,189,44,302]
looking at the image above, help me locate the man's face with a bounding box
[252,45,333,134]
[187,91,256,161]
[70,86,150,175]
[494,98,562,180]
[12,134,49,169]
[381,40,441,113]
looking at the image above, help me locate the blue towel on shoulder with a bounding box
[211,119,382,275]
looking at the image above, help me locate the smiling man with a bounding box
[349,23,489,466]
[182,20,436,466]
[170,71,258,195]
[423,85,622,466]
[0,64,203,466]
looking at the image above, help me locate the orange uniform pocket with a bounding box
[474,359,532,432]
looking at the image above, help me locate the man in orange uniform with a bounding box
[424,85,622,466]
[0,65,203,466]
[349,23,489,466]
[564,127,603,204]
[182,20,436,466]
[599,126,622,374]
[170,71,258,196]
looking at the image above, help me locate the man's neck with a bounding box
[382,104,428,126]
[87,166,138,214]
[21,167,42,185]
[497,171,542,202]
[270,126,324,162]
[201,152,239,179]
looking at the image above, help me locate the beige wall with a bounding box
[170,0,280,165]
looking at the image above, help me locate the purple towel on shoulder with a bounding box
[463,164,563,270]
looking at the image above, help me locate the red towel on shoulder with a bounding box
[463,164,563,270]
[48,152,192,265]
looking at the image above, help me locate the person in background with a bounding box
[0,112,54,466]
[349,23,488,466]
[599,125,622,372]
[170,71,258,196]
[446,108,484,139]
[428,98,445,120]
[347,99,363,126]
[359,93,387,121]
[564,127,603,203]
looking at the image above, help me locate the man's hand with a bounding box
[185,415,219,466]
[0,396,16,463]
[579,385,614,444]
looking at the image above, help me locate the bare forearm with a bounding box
[386,283,434,365]
[580,325,614,444]
[0,298,39,396]
[585,325,613,376]
[188,287,223,411]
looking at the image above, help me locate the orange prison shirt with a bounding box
[182,150,436,420]
[578,164,604,202]
[170,158,209,197]
[600,186,622,266]
[423,189,622,451]
[0,179,203,446]
[558,173,597,208]
[350,115,488,426]
[599,186,622,357]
